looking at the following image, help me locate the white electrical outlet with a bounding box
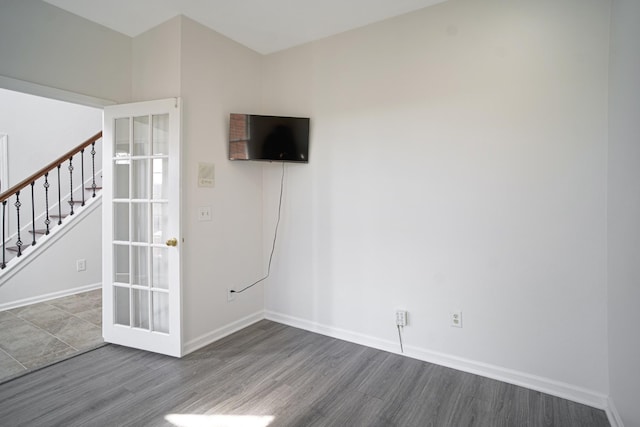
[76,259,86,272]
[451,310,462,328]
[396,310,407,327]
[227,288,236,302]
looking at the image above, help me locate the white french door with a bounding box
[102,98,182,357]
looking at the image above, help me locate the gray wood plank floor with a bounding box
[0,320,609,427]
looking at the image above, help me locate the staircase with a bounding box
[0,132,102,272]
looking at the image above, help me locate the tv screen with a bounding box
[229,114,310,163]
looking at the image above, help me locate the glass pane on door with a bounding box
[152,114,169,155]
[131,203,149,242]
[152,291,169,333]
[152,203,168,244]
[114,118,130,157]
[133,116,150,156]
[152,247,168,289]
[132,246,149,287]
[114,286,130,326]
[114,163,129,199]
[132,159,149,199]
[152,158,168,199]
[114,203,129,241]
[114,245,129,284]
[132,289,150,329]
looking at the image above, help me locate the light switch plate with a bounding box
[198,206,212,221]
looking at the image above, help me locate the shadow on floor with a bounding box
[0,289,104,383]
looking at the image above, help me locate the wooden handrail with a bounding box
[0,131,102,203]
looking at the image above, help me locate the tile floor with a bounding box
[0,289,104,383]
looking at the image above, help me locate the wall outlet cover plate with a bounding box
[451,310,462,328]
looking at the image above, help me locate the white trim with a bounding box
[0,282,101,312]
[0,194,101,284]
[265,310,609,411]
[182,311,265,355]
[606,397,624,427]
[0,75,114,108]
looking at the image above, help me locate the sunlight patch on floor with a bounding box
[164,414,275,427]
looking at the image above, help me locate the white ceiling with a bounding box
[42,0,446,54]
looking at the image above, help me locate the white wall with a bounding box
[262,0,610,400]
[0,88,102,187]
[179,18,264,346]
[132,16,182,102]
[608,0,640,425]
[0,0,131,103]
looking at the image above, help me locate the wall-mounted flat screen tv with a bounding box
[229,113,310,163]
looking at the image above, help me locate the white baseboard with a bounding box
[265,310,609,411]
[0,282,101,311]
[182,310,265,355]
[607,397,624,427]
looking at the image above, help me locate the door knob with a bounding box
[166,238,178,247]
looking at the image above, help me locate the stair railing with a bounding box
[0,131,102,269]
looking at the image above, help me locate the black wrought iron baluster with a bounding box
[57,164,62,225]
[68,156,75,216]
[44,172,51,235]
[80,148,86,206]
[15,191,23,257]
[1,200,6,269]
[30,182,36,246]
[91,142,97,198]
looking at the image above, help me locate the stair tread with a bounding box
[28,229,48,234]
[5,244,32,252]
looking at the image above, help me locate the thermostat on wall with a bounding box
[198,162,215,187]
